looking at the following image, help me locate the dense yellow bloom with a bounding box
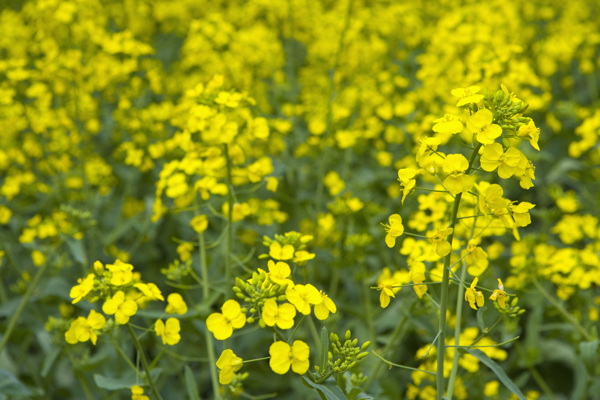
[433,114,464,134]
[155,318,181,345]
[102,291,138,324]
[269,340,310,375]
[166,293,188,315]
[269,242,295,260]
[384,214,405,248]
[134,282,165,301]
[285,284,321,315]
[489,279,507,309]
[206,299,246,340]
[313,292,337,320]
[261,298,296,329]
[465,278,485,310]
[65,309,106,345]
[106,259,134,286]
[467,108,503,145]
[70,273,96,304]
[216,349,243,385]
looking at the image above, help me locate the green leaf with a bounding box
[64,235,87,265]
[184,365,200,400]
[0,369,32,397]
[320,327,329,374]
[94,368,162,390]
[302,376,348,400]
[41,346,61,378]
[476,306,487,332]
[462,349,526,400]
[579,340,599,375]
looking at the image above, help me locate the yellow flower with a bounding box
[410,262,428,299]
[166,293,188,315]
[427,227,453,257]
[190,214,209,234]
[313,292,337,320]
[70,273,96,304]
[451,86,484,107]
[269,340,310,375]
[517,120,540,151]
[134,282,165,301]
[216,349,243,384]
[131,385,149,400]
[65,309,106,345]
[285,284,321,315]
[442,154,475,195]
[397,168,419,204]
[261,298,296,329]
[265,176,279,192]
[292,250,315,264]
[432,114,464,134]
[480,143,525,179]
[466,108,503,145]
[465,277,485,310]
[489,279,507,309]
[102,291,138,324]
[269,242,295,261]
[106,259,134,286]
[383,214,404,248]
[267,260,294,288]
[155,318,181,345]
[206,299,247,340]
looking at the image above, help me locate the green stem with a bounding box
[110,332,144,379]
[224,144,234,301]
[0,249,54,354]
[126,324,164,400]
[436,143,482,400]
[533,279,592,341]
[371,350,436,376]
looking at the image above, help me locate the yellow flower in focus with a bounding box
[383,214,404,248]
[269,340,310,375]
[480,143,524,179]
[166,293,188,315]
[517,120,540,151]
[410,262,428,299]
[467,108,503,145]
[397,168,419,204]
[102,291,138,324]
[427,227,453,257]
[190,214,208,234]
[489,279,507,309]
[285,284,321,315]
[65,309,106,345]
[131,385,149,400]
[314,292,337,320]
[451,86,484,107]
[106,259,134,286]
[216,349,243,385]
[442,154,475,195]
[70,273,96,304]
[292,250,315,264]
[261,298,296,329]
[206,299,247,340]
[432,114,464,134]
[155,318,181,345]
[267,260,294,288]
[465,277,485,310]
[269,242,295,260]
[134,282,165,302]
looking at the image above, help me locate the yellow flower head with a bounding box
[269,242,295,261]
[216,349,243,384]
[313,292,337,320]
[206,299,247,340]
[383,214,404,248]
[65,309,106,345]
[427,227,453,257]
[131,385,149,400]
[451,86,484,107]
[70,273,96,304]
[267,260,294,289]
[517,120,540,151]
[106,259,134,286]
[489,279,507,309]
[155,318,181,345]
[261,298,296,329]
[269,340,310,375]
[102,291,138,324]
[190,214,209,234]
[465,277,485,310]
[467,108,503,145]
[166,293,188,315]
[285,284,321,315]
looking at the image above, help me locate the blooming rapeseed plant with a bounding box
[269,340,310,375]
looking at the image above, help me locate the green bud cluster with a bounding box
[328,330,370,374]
[160,259,191,281]
[481,87,531,132]
[233,273,283,323]
[494,295,526,317]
